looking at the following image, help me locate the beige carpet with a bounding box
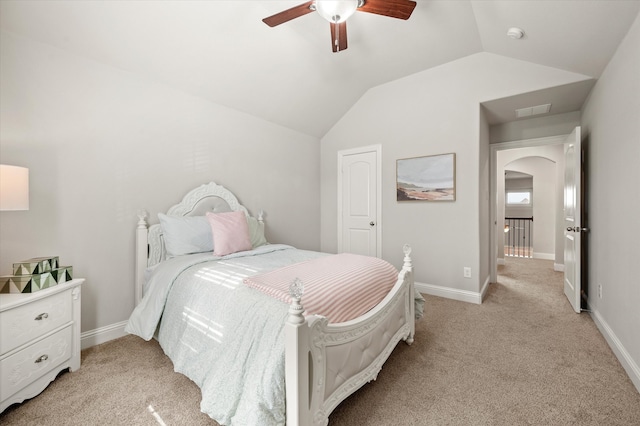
[2,258,639,425]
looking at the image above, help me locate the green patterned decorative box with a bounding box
[12,257,59,275]
[2,256,72,293]
[0,272,57,294]
[51,266,73,283]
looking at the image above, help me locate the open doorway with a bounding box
[490,129,586,313]
[482,84,591,312]
[489,135,568,284]
[501,154,559,262]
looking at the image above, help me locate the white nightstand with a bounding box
[0,278,84,413]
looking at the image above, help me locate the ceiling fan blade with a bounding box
[330,22,348,52]
[357,0,417,20]
[262,1,315,27]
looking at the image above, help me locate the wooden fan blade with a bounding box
[330,22,348,52]
[357,0,417,20]
[262,1,315,27]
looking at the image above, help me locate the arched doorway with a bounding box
[489,135,567,284]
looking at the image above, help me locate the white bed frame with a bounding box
[134,182,415,426]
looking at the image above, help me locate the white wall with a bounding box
[0,32,321,342]
[581,13,640,391]
[320,52,590,302]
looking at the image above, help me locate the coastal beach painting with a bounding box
[396,153,456,201]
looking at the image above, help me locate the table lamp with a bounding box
[0,165,29,211]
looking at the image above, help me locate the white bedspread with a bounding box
[125,244,327,425]
[125,244,424,425]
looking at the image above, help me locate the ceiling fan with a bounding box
[262,0,417,53]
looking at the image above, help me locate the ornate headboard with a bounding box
[135,182,256,305]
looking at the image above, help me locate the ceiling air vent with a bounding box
[515,103,552,118]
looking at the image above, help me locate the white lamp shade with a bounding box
[316,0,358,23]
[0,165,29,211]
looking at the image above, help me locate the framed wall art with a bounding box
[396,153,456,201]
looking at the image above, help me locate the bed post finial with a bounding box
[403,244,412,269]
[287,278,305,325]
[137,209,148,228]
[258,210,265,223]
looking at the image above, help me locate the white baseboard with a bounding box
[415,281,484,305]
[497,258,505,266]
[589,308,640,394]
[533,252,555,260]
[554,263,564,272]
[80,321,128,350]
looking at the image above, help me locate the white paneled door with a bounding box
[338,145,381,257]
[563,126,583,313]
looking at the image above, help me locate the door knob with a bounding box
[370,221,375,227]
[566,226,588,232]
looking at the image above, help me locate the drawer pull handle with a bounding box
[35,354,49,363]
[35,313,49,321]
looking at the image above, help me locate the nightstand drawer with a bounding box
[0,325,72,401]
[0,290,72,355]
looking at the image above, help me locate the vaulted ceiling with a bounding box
[1,1,638,137]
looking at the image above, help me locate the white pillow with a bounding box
[158,213,213,257]
[247,216,268,248]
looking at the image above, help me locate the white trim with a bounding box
[554,263,565,272]
[480,276,491,302]
[491,134,569,151]
[589,309,640,393]
[80,321,128,350]
[533,252,555,260]
[490,134,568,283]
[415,281,484,305]
[337,144,382,258]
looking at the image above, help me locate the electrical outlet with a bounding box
[463,267,471,278]
[598,284,602,299]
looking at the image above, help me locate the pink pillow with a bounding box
[206,211,252,256]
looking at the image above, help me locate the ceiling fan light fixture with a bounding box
[315,0,358,23]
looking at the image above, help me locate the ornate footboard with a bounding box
[286,246,414,426]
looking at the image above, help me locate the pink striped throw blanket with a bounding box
[243,253,398,323]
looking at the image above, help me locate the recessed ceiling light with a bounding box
[507,27,525,39]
